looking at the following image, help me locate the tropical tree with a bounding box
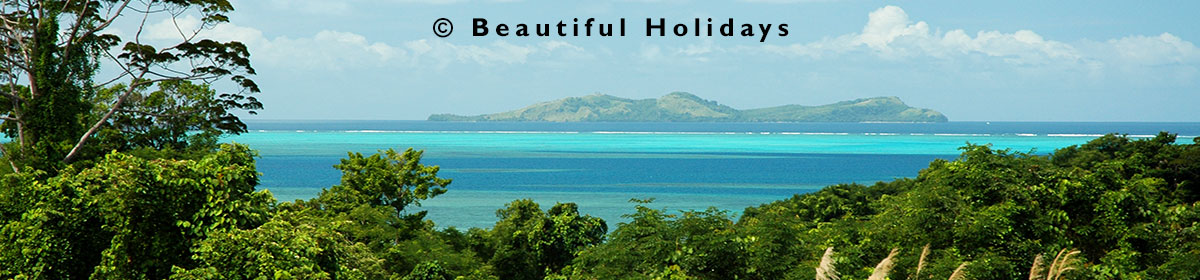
[0,0,260,172]
[491,200,608,279]
[0,144,273,279]
[92,80,252,154]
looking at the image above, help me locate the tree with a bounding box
[0,144,274,279]
[92,80,252,153]
[402,261,452,280]
[562,134,1199,279]
[309,148,451,249]
[169,209,387,280]
[173,148,466,279]
[317,148,450,217]
[487,200,606,280]
[0,0,260,172]
[566,201,744,279]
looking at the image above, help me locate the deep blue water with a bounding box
[234,121,1200,229]
[259,153,944,200]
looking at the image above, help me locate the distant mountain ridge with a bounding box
[428,92,948,123]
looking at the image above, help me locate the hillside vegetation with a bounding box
[429,92,949,123]
[4,133,1198,279]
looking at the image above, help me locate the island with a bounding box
[428,92,948,122]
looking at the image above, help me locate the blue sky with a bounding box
[133,0,1200,121]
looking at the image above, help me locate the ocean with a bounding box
[230,121,1200,229]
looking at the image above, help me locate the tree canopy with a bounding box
[2,130,1198,279]
[0,0,260,173]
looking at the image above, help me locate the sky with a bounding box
[110,0,1200,121]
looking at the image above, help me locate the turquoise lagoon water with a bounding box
[229,121,1200,229]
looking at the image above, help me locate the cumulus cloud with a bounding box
[265,0,351,15]
[138,5,1196,77]
[141,15,585,71]
[144,15,265,44]
[1097,33,1200,66]
[757,5,1083,65]
[260,31,403,70]
[770,6,1193,70]
[636,41,727,64]
[264,0,521,11]
[736,0,838,3]
[630,4,1198,89]
[144,16,393,70]
[856,5,931,50]
[406,39,535,66]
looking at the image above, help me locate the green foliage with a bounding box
[0,144,273,279]
[3,7,96,172]
[250,148,481,279]
[566,202,746,279]
[734,181,911,279]
[0,0,261,170]
[293,148,453,257]
[4,132,1198,279]
[383,228,489,278]
[560,133,1200,279]
[92,80,252,153]
[318,148,450,216]
[402,261,452,280]
[0,170,108,279]
[485,200,607,280]
[169,209,386,280]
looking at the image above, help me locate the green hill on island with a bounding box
[429,92,948,122]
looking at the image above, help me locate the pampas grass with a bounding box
[1028,249,1080,280]
[913,243,931,279]
[868,248,899,280]
[1046,248,1080,280]
[947,262,969,280]
[809,246,1077,280]
[1028,254,1045,280]
[815,247,840,280]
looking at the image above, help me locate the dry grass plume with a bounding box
[815,247,840,280]
[868,248,899,280]
[913,243,931,279]
[1028,254,1045,280]
[1046,248,1081,280]
[1028,248,1080,280]
[947,262,969,280]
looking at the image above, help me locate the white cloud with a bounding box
[389,0,466,3]
[634,42,727,64]
[138,5,1197,79]
[143,16,394,70]
[259,0,507,13]
[262,31,403,70]
[678,41,718,56]
[144,15,264,44]
[402,39,591,69]
[1100,33,1200,66]
[759,5,1083,65]
[264,0,351,15]
[856,5,931,50]
[652,4,1197,87]
[639,44,663,61]
[737,0,841,2]
[140,15,585,71]
[406,39,533,66]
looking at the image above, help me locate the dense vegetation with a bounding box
[2,1,1195,279]
[428,93,948,123]
[2,132,1197,279]
[0,0,259,173]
